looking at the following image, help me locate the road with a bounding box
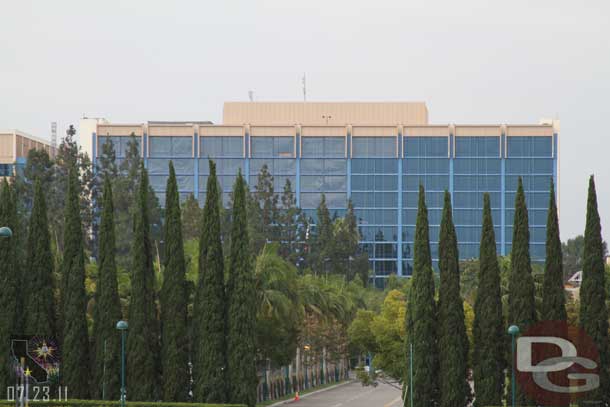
[288,380,402,407]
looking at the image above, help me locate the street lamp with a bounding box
[116,320,128,407]
[0,227,12,238]
[508,325,520,407]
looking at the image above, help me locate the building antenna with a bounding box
[51,122,57,149]
[248,90,254,102]
[302,73,307,102]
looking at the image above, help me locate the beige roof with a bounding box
[223,101,428,126]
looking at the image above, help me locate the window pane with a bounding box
[251,137,273,157]
[172,137,192,157]
[149,137,171,157]
[404,137,448,157]
[352,137,395,158]
[507,136,553,157]
[455,136,500,157]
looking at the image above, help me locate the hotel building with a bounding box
[92,102,559,279]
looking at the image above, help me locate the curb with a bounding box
[264,380,356,406]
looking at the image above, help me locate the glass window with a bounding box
[404,137,448,157]
[199,158,243,175]
[300,192,346,208]
[176,176,194,190]
[506,158,554,174]
[454,175,501,191]
[453,192,501,209]
[302,137,345,157]
[507,136,553,157]
[148,159,194,175]
[351,158,397,174]
[352,192,397,208]
[375,243,397,258]
[251,137,294,158]
[172,137,193,157]
[351,175,397,191]
[403,175,449,191]
[352,137,396,158]
[453,158,501,174]
[250,159,296,176]
[403,191,445,208]
[455,136,500,157]
[149,136,192,157]
[149,175,168,191]
[200,137,243,157]
[301,159,346,175]
[505,175,553,192]
[359,226,397,241]
[403,158,449,174]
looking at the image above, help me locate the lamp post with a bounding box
[0,226,13,238]
[508,325,520,407]
[116,320,128,407]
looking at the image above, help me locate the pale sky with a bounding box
[2,0,609,242]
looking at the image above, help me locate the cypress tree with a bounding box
[160,162,189,401]
[472,193,505,407]
[227,171,257,407]
[579,176,610,405]
[541,178,566,321]
[507,177,537,405]
[60,166,91,398]
[23,179,55,336]
[92,177,122,399]
[126,164,159,401]
[437,191,469,407]
[404,185,438,407]
[0,179,20,397]
[194,160,228,403]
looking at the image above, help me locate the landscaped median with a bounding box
[0,401,244,407]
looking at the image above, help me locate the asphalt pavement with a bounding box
[284,380,402,407]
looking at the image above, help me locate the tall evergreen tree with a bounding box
[472,193,505,407]
[579,176,610,405]
[23,179,55,336]
[160,162,189,401]
[181,193,201,241]
[404,185,438,407]
[334,199,361,280]
[226,171,257,407]
[278,179,301,263]
[92,177,122,399]
[60,166,91,398]
[126,164,159,401]
[0,180,20,398]
[541,178,566,321]
[194,160,228,403]
[253,164,279,242]
[508,178,537,405]
[437,191,469,407]
[313,194,334,275]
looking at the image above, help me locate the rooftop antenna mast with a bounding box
[248,90,254,102]
[51,122,57,149]
[302,73,307,102]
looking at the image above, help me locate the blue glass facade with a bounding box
[94,124,557,280]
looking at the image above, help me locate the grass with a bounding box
[256,380,352,406]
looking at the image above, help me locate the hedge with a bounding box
[0,400,244,407]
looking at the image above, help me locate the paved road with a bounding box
[288,381,402,407]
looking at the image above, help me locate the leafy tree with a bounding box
[437,191,469,407]
[370,290,406,380]
[472,193,505,407]
[254,243,300,367]
[253,164,279,245]
[160,163,189,401]
[193,160,227,403]
[278,179,301,263]
[541,178,566,321]
[0,180,21,397]
[92,177,122,400]
[126,164,159,401]
[227,172,257,407]
[246,187,266,256]
[579,176,610,405]
[181,193,201,241]
[60,166,91,398]
[404,185,438,407]
[312,194,334,275]
[507,178,537,405]
[563,235,608,281]
[333,199,361,280]
[23,180,55,336]
[348,310,377,358]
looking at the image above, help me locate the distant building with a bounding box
[0,129,54,177]
[79,117,109,159]
[90,101,559,281]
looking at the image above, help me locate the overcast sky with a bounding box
[2,0,609,242]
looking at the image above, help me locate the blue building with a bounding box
[92,102,558,282]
